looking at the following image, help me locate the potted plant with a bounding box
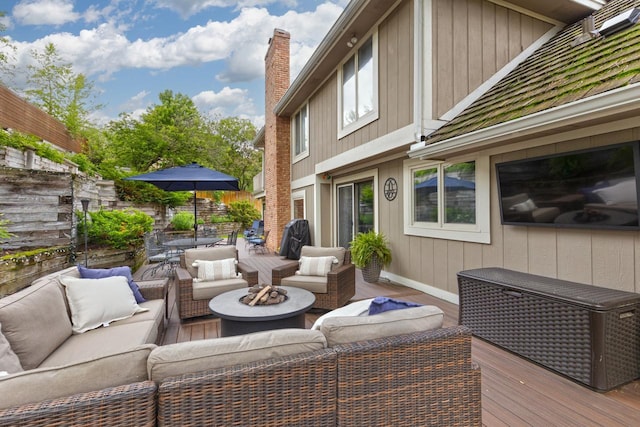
[349,230,392,283]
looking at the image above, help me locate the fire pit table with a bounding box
[209,286,315,337]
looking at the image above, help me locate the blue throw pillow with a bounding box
[77,265,146,303]
[368,296,422,315]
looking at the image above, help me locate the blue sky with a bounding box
[0,0,347,127]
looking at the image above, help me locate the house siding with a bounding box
[291,0,414,182]
[432,0,554,118]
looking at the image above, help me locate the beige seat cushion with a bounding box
[0,273,73,370]
[40,320,159,368]
[114,299,165,340]
[192,278,248,300]
[0,344,155,410]
[300,246,346,266]
[148,329,327,382]
[184,246,237,277]
[281,275,327,294]
[320,305,444,347]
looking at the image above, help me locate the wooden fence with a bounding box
[0,85,83,153]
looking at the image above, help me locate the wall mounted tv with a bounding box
[496,142,640,230]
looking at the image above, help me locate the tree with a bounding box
[25,43,101,136]
[107,90,218,172]
[212,117,261,191]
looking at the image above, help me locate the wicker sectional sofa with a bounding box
[0,281,481,426]
[0,266,167,425]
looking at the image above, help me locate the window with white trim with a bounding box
[292,103,309,161]
[338,34,378,137]
[403,156,491,244]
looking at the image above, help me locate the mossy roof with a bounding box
[427,0,640,144]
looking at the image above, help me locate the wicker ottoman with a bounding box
[457,267,640,391]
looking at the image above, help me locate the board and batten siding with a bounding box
[375,126,640,295]
[291,0,414,182]
[432,0,554,119]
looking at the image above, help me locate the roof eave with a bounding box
[408,83,640,160]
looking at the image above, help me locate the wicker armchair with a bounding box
[175,246,258,320]
[271,246,355,310]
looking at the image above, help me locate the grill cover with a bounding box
[279,219,311,259]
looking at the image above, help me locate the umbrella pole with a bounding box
[193,190,198,242]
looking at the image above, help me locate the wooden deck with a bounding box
[136,239,640,426]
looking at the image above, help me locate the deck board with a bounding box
[135,238,640,427]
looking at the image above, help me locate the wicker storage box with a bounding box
[457,267,640,391]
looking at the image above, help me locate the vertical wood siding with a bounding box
[432,0,553,118]
[291,0,414,182]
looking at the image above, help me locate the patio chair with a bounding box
[243,219,264,239]
[271,246,355,310]
[216,230,238,247]
[175,246,258,320]
[247,230,270,254]
[141,231,180,278]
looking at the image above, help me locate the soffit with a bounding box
[501,0,606,23]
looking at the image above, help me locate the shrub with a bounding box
[79,208,154,249]
[227,200,261,230]
[0,130,65,163]
[171,211,203,231]
[210,214,232,224]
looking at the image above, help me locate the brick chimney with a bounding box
[264,29,291,252]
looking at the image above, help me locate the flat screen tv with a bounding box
[496,142,640,229]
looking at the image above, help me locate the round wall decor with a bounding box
[384,177,398,201]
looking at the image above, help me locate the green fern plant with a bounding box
[349,230,392,269]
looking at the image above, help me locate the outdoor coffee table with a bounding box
[209,286,315,337]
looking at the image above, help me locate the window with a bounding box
[292,104,309,161]
[404,156,490,244]
[339,34,378,137]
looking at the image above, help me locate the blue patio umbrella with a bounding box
[415,176,475,192]
[125,162,240,241]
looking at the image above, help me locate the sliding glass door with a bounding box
[337,180,374,248]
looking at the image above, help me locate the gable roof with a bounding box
[425,0,640,147]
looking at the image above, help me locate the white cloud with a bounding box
[13,0,81,26]
[193,86,261,123]
[0,14,13,30]
[152,0,295,19]
[121,90,151,112]
[9,3,343,85]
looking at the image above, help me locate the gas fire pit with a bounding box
[209,286,316,337]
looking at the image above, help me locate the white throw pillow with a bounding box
[192,258,239,281]
[297,256,338,277]
[59,276,149,334]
